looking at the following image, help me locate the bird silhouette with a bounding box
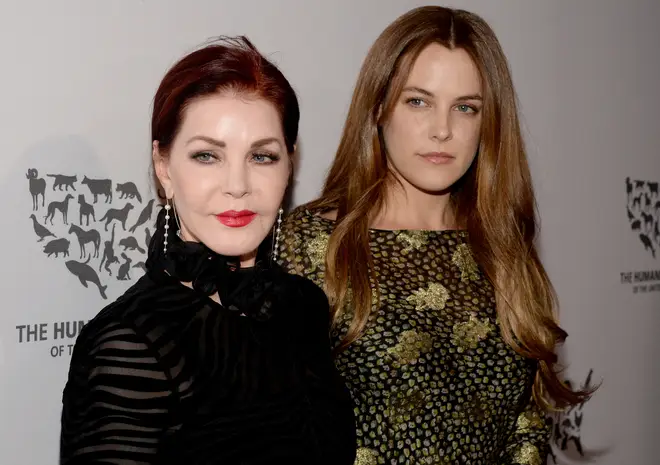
[29,214,55,242]
[145,227,152,249]
[129,199,155,233]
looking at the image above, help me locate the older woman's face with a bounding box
[154,93,290,266]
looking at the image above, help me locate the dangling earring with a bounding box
[271,207,284,261]
[172,200,182,239]
[163,200,171,253]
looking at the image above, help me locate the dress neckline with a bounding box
[301,208,468,236]
[144,205,288,321]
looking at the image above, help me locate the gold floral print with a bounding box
[387,330,434,364]
[512,442,541,465]
[275,207,551,464]
[396,230,429,253]
[354,448,378,465]
[407,283,449,311]
[516,410,545,434]
[451,314,495,350]
[306,232,329,269]
[451,243,480,283]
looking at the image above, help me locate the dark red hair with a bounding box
[151,36,299,155]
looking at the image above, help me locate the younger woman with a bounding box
[279,7,590,464]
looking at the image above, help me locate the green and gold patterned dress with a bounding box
[278,207,551,465]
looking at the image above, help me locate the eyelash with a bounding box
[405,98,480,114]
[191,151,281,164]
[406,97,428,108]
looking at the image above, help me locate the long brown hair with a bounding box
[306,6,593,409]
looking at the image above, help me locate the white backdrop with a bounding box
[1,1,658,464]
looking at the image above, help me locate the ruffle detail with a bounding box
[145,205,285,321]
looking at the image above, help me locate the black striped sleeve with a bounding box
[59,317,176,464]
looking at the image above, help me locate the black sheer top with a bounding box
[59,209,357,464]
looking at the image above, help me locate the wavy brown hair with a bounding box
[306,6,593,409]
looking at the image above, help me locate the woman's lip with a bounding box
[216,213,256,228]
[217,210,256,217]
[418,152,455,164]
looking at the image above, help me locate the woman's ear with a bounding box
[152,140,173,198]
[290,144,297,174]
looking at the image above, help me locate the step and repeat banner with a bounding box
[1,1,658,464]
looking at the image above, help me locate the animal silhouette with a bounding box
[632,194,643,211]
[133,262,147,273]
[640,233,655,258]
[26,169,46,211]
[129,199,155,233]
[649,181,659,197]
[99,203,134,231]
[29,214,55,242]
[655,201,660,214]
[117,253,132,281]
[549,369,593,463]
[119,236,146,254]
[631,219,642,231]
[68,224,101,259]
[625,177,633,203]
[77,194,95,226]
[65,256,107,299]
[145,227,152,249]
[99,224,119,276]
[43,238,70,258]
[116,182,142,203]
[47,174,77,191]
[82,176,112,203]
[627,207,635,221]
[644,193,652,212]
[654,222,660,246]
[43,194,73,225]
[641,211,654,232]
[635,180,645,190]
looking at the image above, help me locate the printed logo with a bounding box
[26,168,157,300]
[625,177,660,258]
[549,369,593,463]
[620,177,660,294]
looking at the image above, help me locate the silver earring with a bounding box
[272,207,283,261]
[172,201,182,239]
[163,200,171,253]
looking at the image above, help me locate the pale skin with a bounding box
[324,44,483,231]
[154,93,291,278]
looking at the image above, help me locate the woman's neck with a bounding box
[178,228,258,268]
[371,180,455,231]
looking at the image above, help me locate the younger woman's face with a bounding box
[382,43,483,194]
[154,93,290,266]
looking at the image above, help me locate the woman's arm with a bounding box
[60,318,176,464]
[499,396,552,465]
[297,278,357,465]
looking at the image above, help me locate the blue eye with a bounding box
[456,104,478,113]
[252,152,279,164]
[406,98,427,108]
[192,152,215,163]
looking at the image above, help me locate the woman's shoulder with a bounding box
[75,273,192,356]
[280,271,327,301]
[281,204,335,235]
[277,271,330,323]
[73,276,156,349]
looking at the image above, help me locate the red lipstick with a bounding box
[216,210,256,228]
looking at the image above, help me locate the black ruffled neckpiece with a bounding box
[145,206,286,321]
